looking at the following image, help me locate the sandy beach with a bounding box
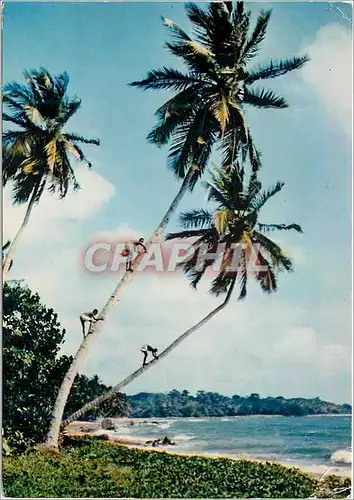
[65,420,352,480]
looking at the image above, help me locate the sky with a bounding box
[2,1,352,404]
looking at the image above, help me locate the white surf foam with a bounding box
[173,434,195,442]
[331,448,352,464]
[158,422,173,430]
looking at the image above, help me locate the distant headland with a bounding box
[124,391,351,418]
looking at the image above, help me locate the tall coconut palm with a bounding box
[45,1,308,450]
[64,164,302,425]
[131,1,309,183]
[2,68,100,281]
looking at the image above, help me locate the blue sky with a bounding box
[3,2,352,403]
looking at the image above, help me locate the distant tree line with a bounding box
[126,390,352,418]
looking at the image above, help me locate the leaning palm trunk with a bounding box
[45,167,196,449]
[64,278,236,426]
[2,178,45,282]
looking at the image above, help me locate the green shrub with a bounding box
[314,475,352,498]
[3,284,128,453]
[3,437,318,498]
[2,446,133,498]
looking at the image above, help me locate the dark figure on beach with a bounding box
[141,344,159,366]
[80,309,104,338]
[145,436,175,447]
[122,238,147,272]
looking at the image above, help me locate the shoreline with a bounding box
[66,421,352,480]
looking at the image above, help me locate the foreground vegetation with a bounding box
[3,283,128,453]
[3,437,319,498]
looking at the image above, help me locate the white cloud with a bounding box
[301,23,352,136]
[3,167,116,242]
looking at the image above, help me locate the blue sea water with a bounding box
[111,415,352,468]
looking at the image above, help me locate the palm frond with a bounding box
[247,171,262,202]
[245,55,309,84]
[179,209,213,229]
[2,148,23,186]
[214,208,229,234]
[243,88,288,109]
[237,248,248,300]
[161,16,191,44]
[11,172,44,205]
[186,40,214,57]
[2,112,30,129]
[59,98,82,125]
[227,106,248,145]
[246,130,262,172]
[185,3,210,34]
[45,139,57,171]
[212,93,230,134]
[204,178,234,211]
[24,105,45,126]
[21,156,40,175]
[254,252,277,293]
[242,9,272,60]
[166,41,215,76]
[54,71,70,99]
[3,130,33,154]
[210,271,234,296]
[130,67,204,92]
[186,262,209,289]
[147,87,200,146]
[2,81,34,107]
[249,181,284,211]
[257,223,303,233]
[64,133,100,146]
[165,229,206,241]
[167,107,217,179]
[187,113,219,189]
[253,231,293,272]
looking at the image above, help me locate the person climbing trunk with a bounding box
[64,278,236,426]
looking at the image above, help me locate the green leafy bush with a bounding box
[3,437,318,498]
[3,284,128,453]
[3,284,72,452]
[314,475,352,498]
[2,446,133,498]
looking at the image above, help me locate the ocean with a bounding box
[109,415,352,470]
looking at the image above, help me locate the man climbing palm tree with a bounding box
[64,162,303,425]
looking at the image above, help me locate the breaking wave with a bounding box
[331,448,352,464]
[173,434,195,442]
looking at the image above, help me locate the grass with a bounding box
[2,436,348,498]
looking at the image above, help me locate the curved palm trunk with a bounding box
[2,178,45,282]
[64,278,236,426]
[45,167,196,449]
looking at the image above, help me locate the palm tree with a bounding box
[2,68,100,281]
[63,164,302,425]
[131,1,309,184]
[45,1,307,449]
